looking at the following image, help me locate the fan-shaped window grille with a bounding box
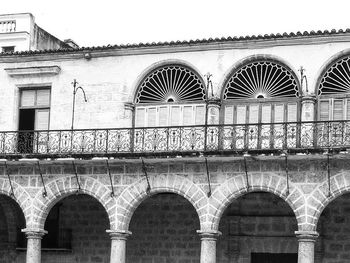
[135,65,206,104]
[223,61,299,100]
[319,56,350,96]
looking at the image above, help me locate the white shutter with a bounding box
[274,104,285,123]
[236,106,247,124]
[224,106,234,124]
[170,106,181,126]
[21,90,35,107]
[261,105,271,123]
[249,105,259,124]
[35,109,50,130]
[347,99,350,120]
[183,106,193,126]
[195,105,205,125]
[158,106,168,126]
[287,103,297,122]
[319,100,330,121]
[135,108,146,127]
[333,99,344,120]
[147,107,157,127]
[36,89,50,106]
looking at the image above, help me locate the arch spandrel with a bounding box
[31,176,116,230]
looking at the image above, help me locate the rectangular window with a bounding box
[1,46,15,53]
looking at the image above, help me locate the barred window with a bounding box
[135,65,206,127]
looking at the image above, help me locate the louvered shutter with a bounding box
[224,106,234,124]
[287,103,297,122]
[35,109,50,130]
[158,106,168,126]
[319,100,330,121]
[333,99,344,120]
[195,105,205,125]
[249,105,259,124]
[347,99,350,120]
[135,108,146,127]
[274,104,285,123]
[170,106,181,126]
[36,89,50,106]
[21,90,35,107]
[261,105,271,123]
[147,107,157,127]
[183,106,193,126]
[236,106,247,124]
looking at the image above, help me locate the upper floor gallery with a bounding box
[1,29,350,158]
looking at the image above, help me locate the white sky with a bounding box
[3,0,350,47]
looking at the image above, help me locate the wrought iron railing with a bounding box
[1,120,350,158]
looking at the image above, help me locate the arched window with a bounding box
[318,56,350,121]
[222,60,300,125]
[134,65,206,127]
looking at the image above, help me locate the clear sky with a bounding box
[3,0,350,47]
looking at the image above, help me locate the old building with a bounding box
[0,22,350,263]
[0,13,73,53]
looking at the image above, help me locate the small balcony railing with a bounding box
[1,120,350,158]
[0,20,16,33]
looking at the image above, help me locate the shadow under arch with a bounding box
[129,59,207,103]
[218,54,302,100]
[209,173,305,231]
[31,175,116,230]
[115,174,208,231]
[314,48,350,96]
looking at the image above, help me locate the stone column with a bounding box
[295,231,319,263]
[207,99,221,125]
[197,230,221,263]
[301,95,316,122]
[22,228,47,263]
[107,230,132,263]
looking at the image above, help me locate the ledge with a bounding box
[5,65,61,77]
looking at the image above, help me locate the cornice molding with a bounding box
[4,65,61,77]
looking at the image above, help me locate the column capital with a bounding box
[21,228,47,239]
[197,230,222,240]
[106,229,132,240]
[301,95,317,104]
[295,231,319,242]
[124,102,135,111]
[207,98,221,107]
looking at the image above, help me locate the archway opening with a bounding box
[317,192,350,262]
[42,194,110,262]
[0,195,26,262]
[127,193,200,262]
[217,192,298,263]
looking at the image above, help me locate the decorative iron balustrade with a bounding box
[1,120,350,158]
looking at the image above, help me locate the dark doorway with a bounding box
[251,253,297,263]
[18,109,35,153]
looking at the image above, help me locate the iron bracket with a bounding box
[204,157,212,197]
[141,158,151,194]
[284,155,290,196]
[106,160,115,197]
[4,162,14,197]
[37,161,47,197]
[243,157,250,190]
[72,161,81,192]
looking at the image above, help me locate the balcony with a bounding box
[1,120,350,159]
[0,20,16,33]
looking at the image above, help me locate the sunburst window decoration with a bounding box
[318,56,350,96]
[223,61,299,100]
[135,65,206,104]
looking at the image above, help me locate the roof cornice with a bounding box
[1,31,350,63]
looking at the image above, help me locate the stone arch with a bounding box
[314,48,350,96]
[307,171,350,231]
[218,54,301,100]
[129,59,206,102]
[31,175,116,230]
[115,174,208,231]
[0,178,31,228]
[209,173,305,231]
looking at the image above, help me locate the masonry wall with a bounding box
[127,193,200,263]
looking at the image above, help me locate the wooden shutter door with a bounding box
[135,108,146,127]
[195,105,205,125]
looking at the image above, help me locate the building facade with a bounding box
[0,13,72,53]
[0,27,350,263]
